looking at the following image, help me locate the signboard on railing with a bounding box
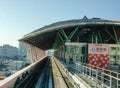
[88,44,109,69]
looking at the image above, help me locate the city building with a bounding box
[0,44,18,58]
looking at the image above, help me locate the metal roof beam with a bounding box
[58,32,65,43]
[68,26,79,40]
[113,26,118,41]
[59,29,69,40]
[105,26,116,41]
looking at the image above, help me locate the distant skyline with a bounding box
[0,0,120,47]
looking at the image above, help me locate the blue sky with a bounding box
[0,0,120,47]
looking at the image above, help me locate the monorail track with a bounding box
[52,57,75,88]
[35,57,75,88]
[35,58,52,88]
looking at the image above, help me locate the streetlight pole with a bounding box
[15,56,17,71]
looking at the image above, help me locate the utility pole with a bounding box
[15,56,17,71]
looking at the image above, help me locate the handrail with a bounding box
[76,63,120,88]
[82,63,120,75]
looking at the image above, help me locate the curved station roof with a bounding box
[20,16,120,50]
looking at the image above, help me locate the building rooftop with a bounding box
[20,17,120,50]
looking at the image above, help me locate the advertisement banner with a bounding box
[88,44,109,69]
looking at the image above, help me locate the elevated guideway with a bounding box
[0,56,90,88]
[0,56,120,88]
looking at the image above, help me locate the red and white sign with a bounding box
[88,44,109,69]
